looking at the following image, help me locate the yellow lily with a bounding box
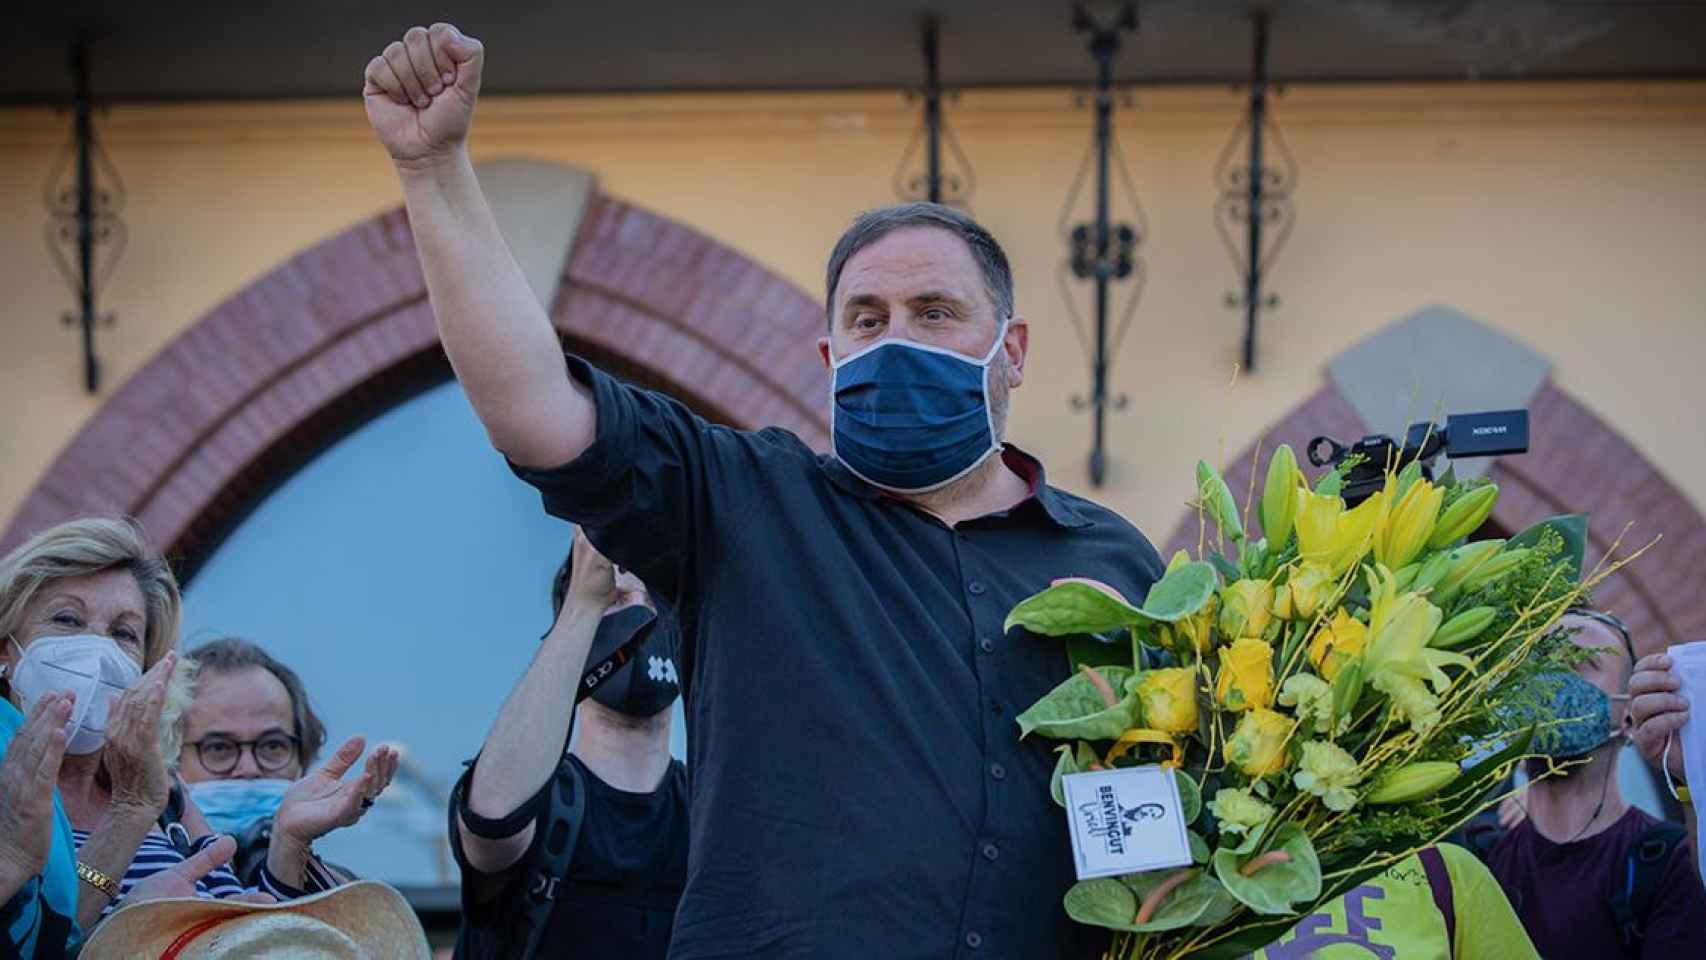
[1362,565,1473,734]
[1373,476,1444,570]
[1261,444,1304,547]
[1294,487,1384,577]
[1216,637,1276,712]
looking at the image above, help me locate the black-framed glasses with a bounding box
[190,733,301,775]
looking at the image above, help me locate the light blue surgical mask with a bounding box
[188,778,293,835]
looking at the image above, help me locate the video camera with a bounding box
[1306,409,1530,507]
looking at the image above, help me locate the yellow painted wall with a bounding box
[2,82,1703,542]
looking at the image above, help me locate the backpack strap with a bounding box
[1609,819,1686,950]
[1417,846,1456,957]
[517,758,588,960]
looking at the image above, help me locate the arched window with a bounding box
[183,380,687,889]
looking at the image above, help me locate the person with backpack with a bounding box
[449,533,686,960]
[1485,610,1705,957]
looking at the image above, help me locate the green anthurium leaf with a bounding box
[1176,769,1202,825]
[1062,878,1138,931]
[1117,870,1239,931]
[1213,823,1323,915]
[1016,666,1138,740]
[1051,742,1104,807]
[1507,514,1588,582]
[1437,464,1458,489]
[1189,830,1211,865]
[1006,581,1144,636]
[1138,562,1220,623]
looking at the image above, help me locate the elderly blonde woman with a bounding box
[0,518,393,938]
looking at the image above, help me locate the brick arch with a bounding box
[1163,381,1706,657]
[2,190,829,572]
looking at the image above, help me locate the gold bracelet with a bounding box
[76,861,121,899]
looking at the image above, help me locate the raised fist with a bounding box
[363,23,484,169]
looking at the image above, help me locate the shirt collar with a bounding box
[821,445,1092,529]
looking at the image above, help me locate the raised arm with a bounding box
[456,535,616,875]
[363,23,594,469]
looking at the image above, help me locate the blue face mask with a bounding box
[830,321,1007,493]
[188,778,293,835]
[1536,670,1630,760]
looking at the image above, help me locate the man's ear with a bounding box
[817,336,832,370]
[1004,316,1029,388]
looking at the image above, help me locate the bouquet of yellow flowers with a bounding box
[1008,444,1637,959]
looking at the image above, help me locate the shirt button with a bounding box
[965,931,983,949]
[981,842,1000,861]
[967,579,987,596]
[979,636,996,654]
[989,762,1006,780]
[990,699,1004,715]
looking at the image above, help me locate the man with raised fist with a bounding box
[364,23,1164,958]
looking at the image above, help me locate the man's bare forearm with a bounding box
[459,605,601,871]
[396,151,595,468]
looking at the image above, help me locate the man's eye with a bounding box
[51,612,83,627]
[853,315,883,330]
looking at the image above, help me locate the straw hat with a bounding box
[80,880,432,959]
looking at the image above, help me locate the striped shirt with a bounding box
[71,827,294,914]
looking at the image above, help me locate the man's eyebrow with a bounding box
[905,291,971,309]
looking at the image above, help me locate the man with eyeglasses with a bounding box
[176,637,399,892]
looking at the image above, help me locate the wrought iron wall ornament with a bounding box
[893,17,973,207]
[45,39,126,394]
[1058,2,1142,487]
[1215,10,1295,373]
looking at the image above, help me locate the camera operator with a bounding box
[449,534,686,960]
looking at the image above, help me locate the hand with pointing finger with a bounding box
[363,23,485,171]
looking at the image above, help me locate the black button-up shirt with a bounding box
[513,358,1164,959]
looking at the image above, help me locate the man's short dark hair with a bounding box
[824,203,1015,327]
[186,636,328,769]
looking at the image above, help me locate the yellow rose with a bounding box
[1215,637,1276,712]
[1308,609,1368,683]
[1136,668,1200,734]
[1274,561,1333,622]
[1227,708,1293,777]
[1218,579,1275,641]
